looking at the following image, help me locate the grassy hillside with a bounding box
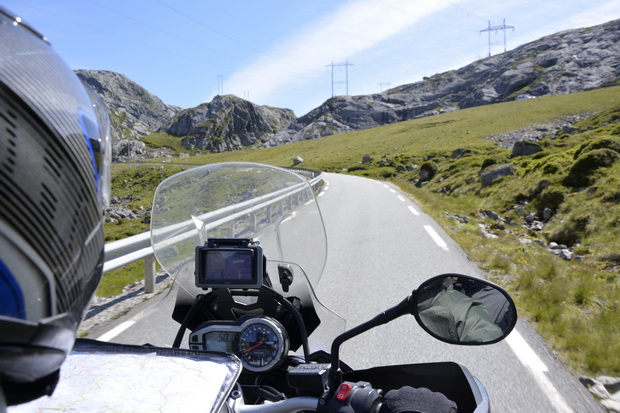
[103,85,620,376]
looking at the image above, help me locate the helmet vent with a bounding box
[1,109,18,174]
[43,146,64,179]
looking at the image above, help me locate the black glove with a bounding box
[379,386,457,413]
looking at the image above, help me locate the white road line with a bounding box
[423,225,449,251]
[96,307,152,342]
[506,329,547,372]
[97,320,136,342]
[408,206,420,216]
[389,189,396,193]
[397,195,405,202]
[383,184,390,188]
[506,330,574,413]
[280,212,297,224]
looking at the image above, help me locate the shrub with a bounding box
[573,138,620,159]
[535,188,566,212]
[546,215,590,246]
[542,162,560,174]
[565,148,620,187]
[419,162,438,181]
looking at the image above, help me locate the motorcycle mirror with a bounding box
[411,274,517,345]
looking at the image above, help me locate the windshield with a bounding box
[150,162,345,353]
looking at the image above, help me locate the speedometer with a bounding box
[237,317,289,372]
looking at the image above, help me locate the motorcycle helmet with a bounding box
[0,7,111,405]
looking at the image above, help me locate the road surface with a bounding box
[89,172,602,413]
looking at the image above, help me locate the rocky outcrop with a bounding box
[161,95,296,153]
[269,18,620,145]
[76,70,180,150]
[79,18,620,157]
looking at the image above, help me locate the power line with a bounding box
[86,0,243,63]
[326,61,353,97]
[154,0,320,75]
[217,75,224,95]
[480,19,515,57]
[8,0,233,69]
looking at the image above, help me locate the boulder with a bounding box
[451,148,473,159]
[511,141,543,157]
[479,163,516,187]
[419,162,438,181]
[362,154,374,164]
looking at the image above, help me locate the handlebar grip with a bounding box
[379,386,457,413]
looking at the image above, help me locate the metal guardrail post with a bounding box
[144,255,156,293]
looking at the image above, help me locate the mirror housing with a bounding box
[411,274,517,345]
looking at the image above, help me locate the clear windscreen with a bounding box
[150,162,345,353]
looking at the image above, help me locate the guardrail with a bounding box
[103,167,323,293]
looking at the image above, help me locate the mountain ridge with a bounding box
[76,18,620,159]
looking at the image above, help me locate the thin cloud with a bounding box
[221,0,464,104]
[511,1,620,49]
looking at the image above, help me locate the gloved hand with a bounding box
[379,386,457,413]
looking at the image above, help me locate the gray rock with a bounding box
[511,141,544,157]
[114,139,146,158]
[419,163,437,181]
[562,125,578,134]
[601,399,620,412]
[445,212,469,224]
[598,376,620,394]
[167,95,296,153]
[531,221,544,231]
[293,156,304,165]
[362,155,374,164]
[76,69,180,146]
[450,148,473,159]
[557,249,573,260]
[479,163,516,187]
[482,210,501,221]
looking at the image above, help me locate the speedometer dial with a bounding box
[237,317,289,372]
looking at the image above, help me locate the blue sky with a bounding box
[4,0,619,116]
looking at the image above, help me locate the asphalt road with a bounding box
[90,172,602,412]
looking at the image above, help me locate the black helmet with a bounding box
[0,8,111,405]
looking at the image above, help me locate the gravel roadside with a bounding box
[78,273,172,337]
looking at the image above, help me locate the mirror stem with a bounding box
[328,296,411,392]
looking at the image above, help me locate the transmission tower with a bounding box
[480,19,514,57]
[379,82,391,92]
[326,61,353,97]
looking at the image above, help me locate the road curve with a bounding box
[90,172,602,412]
[314,172,601,413]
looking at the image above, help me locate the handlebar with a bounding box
[233,382,461,413]
[237,396,319,413]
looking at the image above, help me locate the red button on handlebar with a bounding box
[336,383,353,401]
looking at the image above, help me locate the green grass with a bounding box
[97,259,147,297]
[141,132,190,153]
[100,85,620,377]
